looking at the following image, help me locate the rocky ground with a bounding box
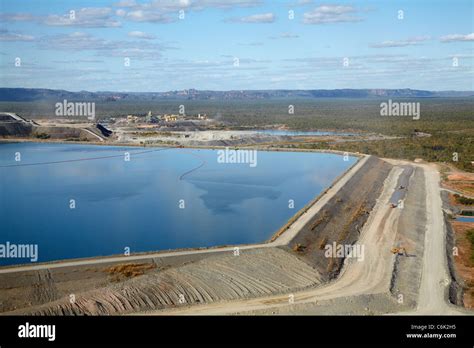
[285,156,393,280]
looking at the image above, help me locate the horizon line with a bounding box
[1,87,473,94]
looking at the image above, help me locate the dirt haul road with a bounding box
[414,164,464,315]
[143,163,469,315]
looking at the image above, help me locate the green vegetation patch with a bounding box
[297,130,474,172]
[3,97,473,171]
[455,194,474,205]
[34,132,50,139]
[467,229,474,264]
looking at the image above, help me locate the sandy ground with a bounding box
[112,128,389,147]
[286,156,392,279]
[116,129,285,146]
[439,163,474,197]
[413,165,459,314]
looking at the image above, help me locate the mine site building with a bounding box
[163,114,178,122]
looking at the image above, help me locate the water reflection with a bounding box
[0,143,356,265]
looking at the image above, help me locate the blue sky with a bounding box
[0,0,472,91]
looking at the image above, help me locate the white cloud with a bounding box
[120,9,176,23]
[116,9,127,16]
[115,0,262,23]
[370,36,431,48]
[269,32,300,39]
[0,29,34,41]
[0,13,36,22]
[38,32,165,60]
[113,0,188,23]
[440,33,474,42]
[229,12,275,23]
[44,7,121,28]
[295,0,313,5]
[303,5,361,24]
[114,0,138,7]
[39,32,109,50]
[128,31,156,39]
[191,0,261,9]
[0,0,264,27]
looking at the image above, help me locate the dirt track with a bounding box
[286,156,392,280]
[415,165,463,315]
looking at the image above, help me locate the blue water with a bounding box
[256,130,355,136]
[0,143,356,265]
[457,216,474,222]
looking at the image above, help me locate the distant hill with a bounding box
[0,87,472,102]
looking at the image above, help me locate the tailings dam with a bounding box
[0,143,356,266]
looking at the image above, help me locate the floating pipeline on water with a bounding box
[0,147,172,168]
[0,145,210,183]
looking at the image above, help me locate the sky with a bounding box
[0,0,473,92]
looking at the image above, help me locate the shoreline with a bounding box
[0,137,365,157]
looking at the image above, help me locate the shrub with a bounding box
[454,194,474,205]
[35,132,50,139]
